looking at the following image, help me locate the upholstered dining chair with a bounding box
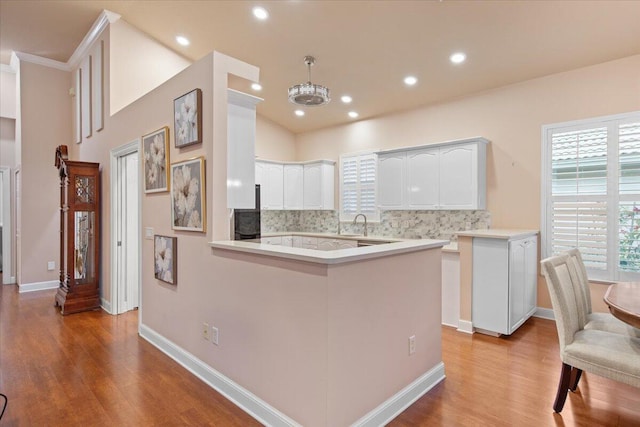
[540,254,640,413]
[564,248,640,337]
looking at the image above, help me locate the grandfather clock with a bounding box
[54,145,101,315]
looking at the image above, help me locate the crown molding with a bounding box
[67,9,121,69]
[0,64,15,74]
[13,51,70,71]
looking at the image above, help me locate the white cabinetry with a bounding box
[471,234,538,335]
[283,165,304,209]
[227,89,262,209]
[256,161,284,210]
[317,238,358,251]
[303,161,334,210]
[261,236,282,245]
[377,137,488,210]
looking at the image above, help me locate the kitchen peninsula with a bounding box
[210,236,447,426]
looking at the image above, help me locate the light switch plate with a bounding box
[47,261,55,271]
[145,227,154,240]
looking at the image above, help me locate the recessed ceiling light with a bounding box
[404,76,417,86]
[176,36,190,46]
[348,111,359,118]
[251,83,262,91]
[450,52,466,64]
[295,110,305,117]
[253,6,269,20]
[341,95,352,104]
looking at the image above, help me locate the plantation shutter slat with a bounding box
[340,153,379,221]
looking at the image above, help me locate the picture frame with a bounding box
[170,157,206,232]
[154,235,177,285]
[173,88,202,148]
[142,126,170,193]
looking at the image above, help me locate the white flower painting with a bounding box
[154,235,177,285]
[174,88,202,148]
[142,127,169,193]
[171,157,206,232]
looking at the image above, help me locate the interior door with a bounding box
[116,151,140,313]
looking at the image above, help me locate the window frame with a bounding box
[541,110,640,282]
[339,151,380,223]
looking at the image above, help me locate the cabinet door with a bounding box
[303,163,322,209]
[292,236,303,248]
[283,165,303,210]
[406,148,439,209]
[378,153,405,209]
[439,143,477,209]
[336,239,357,249]
[524,237,538,316]
[264,163,284,210]
[262,236,282,245]
[281,236,293,247]
[317,238,336,251]
[508,239,527,333]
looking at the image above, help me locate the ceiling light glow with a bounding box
[450,52,466,64]
[348,111,359,118]
[295,110,305,117]
[341,95,352,104]
[253,6,269,20]
[251,83,262,91]
[176,36,190,46]
[404,76,417,86]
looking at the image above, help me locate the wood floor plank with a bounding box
[1,283,639,425]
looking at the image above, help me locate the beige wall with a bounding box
[109,19,191,115]
[296,54,640,310]
[0,70,17,120]
[0,118,16,168]
[255,114,296,162]
[18,61,71,285]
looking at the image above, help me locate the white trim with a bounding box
[1,167,12,284]
[9,52,19,72]
[110,140,141,315]
[0,64,15,74]
[456,319,475,334]
[68,10,120,69]
[101,298,113,314]
[13,51,70,72]
[139,323,302,427]
[534,307,555,321]
[18,280,58,293]
[351,362,446,427]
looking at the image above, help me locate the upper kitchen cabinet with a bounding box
[377,137,488,210]
[227,89,262,209]
[283,164,304,209]
[303,161,335,210]
[256,161,284,210]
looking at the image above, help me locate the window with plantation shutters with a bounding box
[340,152,379,221]
[542,111,640,282]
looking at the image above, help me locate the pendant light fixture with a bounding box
[288,55,330,107]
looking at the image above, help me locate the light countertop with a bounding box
[210,237,448,265]
[456,229,539,240]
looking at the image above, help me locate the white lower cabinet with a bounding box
[281,236,293,247]
[442,251,460,328]
[317,238,358,251]
[471,235,538,335]
[261,236,282,245]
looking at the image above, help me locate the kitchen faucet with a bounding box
[353,213,368,237]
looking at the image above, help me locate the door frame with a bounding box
[110,139,142,316]
[0,166,12,284]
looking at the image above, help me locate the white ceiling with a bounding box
[1,1,639,134]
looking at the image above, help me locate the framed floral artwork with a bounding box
[154,235,177,285]
[142,126,169,193]
[174,88,202,148]
[171,157,206,232]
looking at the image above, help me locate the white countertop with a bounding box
[456,229,539,240]
[210,237,448,265]
[261,231,401,243]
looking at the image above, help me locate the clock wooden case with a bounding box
[54,145,101,315]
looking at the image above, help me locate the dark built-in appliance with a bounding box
[233,184,261,240]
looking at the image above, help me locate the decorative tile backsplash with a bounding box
[261,210,491,241]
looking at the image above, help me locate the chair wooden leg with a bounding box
[553,363,572,413]
[569,368,582,392]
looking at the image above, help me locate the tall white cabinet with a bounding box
[466,230,538,336]
[377,137,488,210]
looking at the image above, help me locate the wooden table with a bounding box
[604,281,640,329]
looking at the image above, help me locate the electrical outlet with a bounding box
[202,323,210,341]
[211,326,219,346]
[47,261,55,271]
[409,335,416,355]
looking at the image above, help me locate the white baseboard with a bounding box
[534,307,555,321]
[101,298,113,314]
[352,362,446,427]
[139,323,302,427]
[456,319,474,334]
[18,280,58,293]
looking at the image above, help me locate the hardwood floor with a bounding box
[1,284,639,426]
